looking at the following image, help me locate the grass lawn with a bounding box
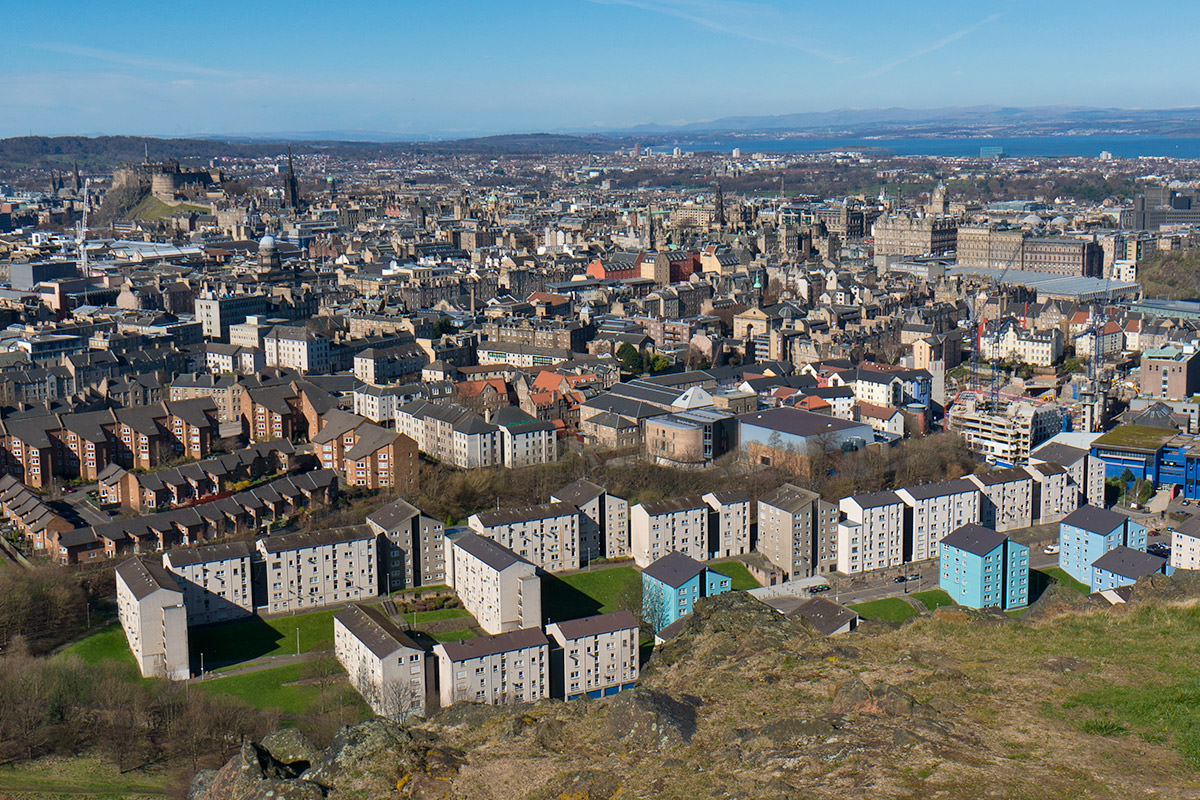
[402,607,470,624]
[60,622,135,667]
[850,597,919,622]
[190,609,336,669]
[196,662,324,713]
[912,589,955,611]
[1039,567,1091,596]
[431,628,477,642]
[709,560,762,591]
[543,565,641,622]
[0,755,167,799]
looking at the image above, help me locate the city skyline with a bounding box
[4,0,1200,138]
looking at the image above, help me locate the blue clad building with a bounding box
[939,523,1030,610]
[641,550,731,632]
[1058,505,1147,586]
[1090,546,1168,592]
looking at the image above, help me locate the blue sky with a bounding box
[2,0,1197,138]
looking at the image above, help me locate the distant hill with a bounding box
[623,105,1200,137]
[0,133,624,171]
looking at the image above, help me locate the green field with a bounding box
[403,607,470,624]
[431,628,477,642]
[543,565,641,622]
[60,622,135,666]
[1039,567,1091,596]
[709,560,762,591]
[0,755,167,799]
[850,597,920,622]
[912,589,955,611]
[190,609,336,669]
[196,661,325,713]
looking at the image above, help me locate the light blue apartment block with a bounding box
[1059,505,1147,586]
[1090,546,1169,592]
[641,550,731,632]
[939,523,1030,610]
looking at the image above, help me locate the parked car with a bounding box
[892,576,907,584]
[1043,544,1060,554]
[807,584,831,594]
[906,573,921,581]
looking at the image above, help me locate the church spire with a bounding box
[284,146,300,211]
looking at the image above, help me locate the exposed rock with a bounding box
[194,741,325,800]
[260,728,319,770]
[604,688,699,750]
[831,676,917,716]
[303,718,427,791]
[534,769,621,800]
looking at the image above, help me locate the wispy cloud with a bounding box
[862,12,1001,78]
[585,0,847,63]
[24,42,240,79]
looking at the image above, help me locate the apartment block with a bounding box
[1024,461,1079,524]
[312,410,419,491]
[263,325,332,374]
[334,603,433,719]
[493,406,557,468]
[948,394,1061,466]
[444,530,541,634]
[756,482,838,578]
[939,524,1029,610]
[836,491,905,574]
[366,497,446,592]
[967,468,1034,532]
[1142,346,1200,401]
[551,478,629,561]
[896,478,981,562]
[115,556,190,680]
[630,496,710,568]
[702,490,751,559]
[162,541,254,626]
[1091,547,1168,592]
[641,550,731,632]
[467,502,581,572]
[546,610,639,701]
[255,526,379,614]
[1058,505,1148,586]
[433,627,550,708]
[1030,441,1106,510]
[1171,523,1200,571]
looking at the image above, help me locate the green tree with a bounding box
[433,316,455,336]
[648,354,671,373]
[617,343,643,374]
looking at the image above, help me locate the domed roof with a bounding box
[258,234,277,251]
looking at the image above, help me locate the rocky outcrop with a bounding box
[603,688,700,750]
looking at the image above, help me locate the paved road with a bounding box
[194,649,330,680]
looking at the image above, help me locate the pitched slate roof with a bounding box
[941,523,1006,557]
[642,550,706,588]
[1062,505,1127,536]
[1091,546,1165,580]
[437,626,548,661]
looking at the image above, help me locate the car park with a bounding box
[892,576,907,584]
[1044,544,1060,554]
[906,574,921,581]
[806,584,831,594]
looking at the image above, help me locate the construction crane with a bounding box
[76,178,90,278]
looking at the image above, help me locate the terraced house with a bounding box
[312,409,419,491]
[0,397,218,488]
